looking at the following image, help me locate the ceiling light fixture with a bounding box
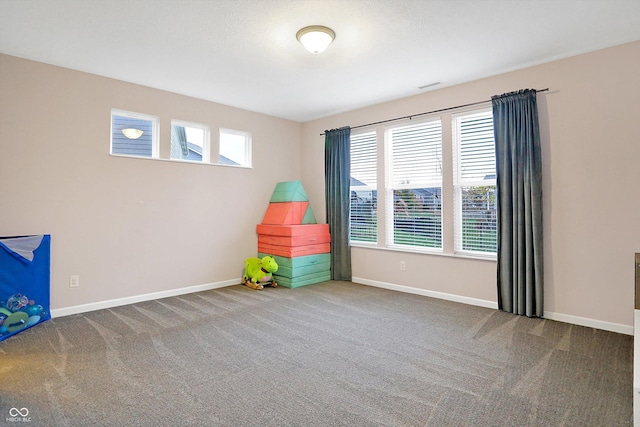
[121,128,144,139]
[296,25,335,54]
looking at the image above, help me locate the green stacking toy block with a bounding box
[273,261,331,278]
[273,271,332,288]
[301,204,317,224]
[259,253,330,269]
[269,180,309,203]
[259,253,331,287]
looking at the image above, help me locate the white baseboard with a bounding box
[352,277,499,310]
[353,277,633,335]
[543,310,633,335]
[50,276,634,336]
[50,279,238,318]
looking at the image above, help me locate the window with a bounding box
[349,107,496,258]
[453,110,497,254]
[171,121,210,163]
[386,120,442,250]
[219,129,251,167]
[350,131,377,243]
[110,111,252,168]
[111,110,158,158]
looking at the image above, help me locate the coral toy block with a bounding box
[261,201,309,225]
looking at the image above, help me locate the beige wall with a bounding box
[0,54,302,311]
[2,40,639,332]
[302,41,640,331]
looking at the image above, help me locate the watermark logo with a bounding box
[6,407,31,423]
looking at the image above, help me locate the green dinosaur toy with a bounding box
[242,255,278,290]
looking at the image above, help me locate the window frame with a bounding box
[348,106,496,260]
[109,109,253,169]
[110,109,159,159]
[452,108,497,256]
[219,128,252,168]
[349,130,378,244]
[384,118,443,253]
[170,119,211,163]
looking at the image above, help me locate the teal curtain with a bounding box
[324,127,352,281]
[492,89,543,317]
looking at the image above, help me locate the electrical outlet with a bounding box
[400,261,406,271]
[69,275,80,288]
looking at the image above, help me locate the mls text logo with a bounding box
[6,407,31,423]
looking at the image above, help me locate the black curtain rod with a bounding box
[320,88,549,136]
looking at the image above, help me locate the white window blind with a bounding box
[350,131,377,243]
[387,120,442,249]
[454,109,497,254]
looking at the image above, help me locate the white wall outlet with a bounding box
[69,275,80,288]
[400,261,406,271]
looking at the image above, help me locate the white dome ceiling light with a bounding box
[296,25,335,54]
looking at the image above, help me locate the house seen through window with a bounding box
[219,129,251,167]
[111,110,158,158]
[171,121,209,162]
[110,110,252,168]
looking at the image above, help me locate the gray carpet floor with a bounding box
[0,281,633,426]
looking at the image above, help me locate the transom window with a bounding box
[111,110,158,158]
[219,129,251,167]
[171,120,210,163]
[110,110,252,168]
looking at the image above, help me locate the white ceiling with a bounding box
[1,0,640,122]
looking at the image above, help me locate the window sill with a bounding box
[351,242,497,262]
[109,154,252,169]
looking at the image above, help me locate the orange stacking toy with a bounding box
[256,181,331,288]
[261,202,309,225]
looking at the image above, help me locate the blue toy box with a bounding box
[0,235,51,342]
